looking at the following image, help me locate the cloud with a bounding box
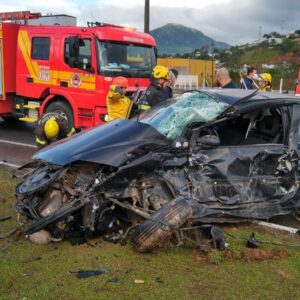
[0,0,80,16]
[100,0,231,9]
[1,0,299,45]
[82,0,300,45]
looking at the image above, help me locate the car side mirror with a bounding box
[197,135,220,149]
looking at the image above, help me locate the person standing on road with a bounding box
[216,67,237,88]
[164,69,178,99]
[241,67,258,89]
[35,112,76,148]
[106,76,133,121]
[137,65,171,110]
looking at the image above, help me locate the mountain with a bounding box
[150,23,230,55]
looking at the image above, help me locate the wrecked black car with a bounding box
[14,89,300,251]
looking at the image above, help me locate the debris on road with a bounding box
[21,256,42,264]
[134,279,144,284]
[71,268,109,279]
[0,215,11,222]
[27,230,53,245]
[106,277,120,283]
[155,277,164,283]
[246,233,260,248]
[0,227,18,239]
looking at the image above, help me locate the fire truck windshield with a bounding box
[97,40,156,78]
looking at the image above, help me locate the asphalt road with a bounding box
[0,117,299,230]
[0,118,37,167]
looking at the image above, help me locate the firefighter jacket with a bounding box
[106,85,133,121]
[35,112,75,148]
[260,85,272,92]
[138,81,167,109]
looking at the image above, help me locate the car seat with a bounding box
[242,115,282,144]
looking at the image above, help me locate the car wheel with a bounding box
[131,198,193,252]
[45,101,74,128]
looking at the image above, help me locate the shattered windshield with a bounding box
[139,91,229,140]
[97,40,156,77]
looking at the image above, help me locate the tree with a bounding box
[270,31,282,38]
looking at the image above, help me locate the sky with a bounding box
[0,0,299,45]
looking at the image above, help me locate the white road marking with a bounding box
[0,161,21,169]
[0,139,37,149]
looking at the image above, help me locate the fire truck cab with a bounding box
[0,12,157,129]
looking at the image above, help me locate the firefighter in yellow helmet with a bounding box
[259,73,272,92]
[106,76,134,121]
[137,65,171,110]
[35,112,76,148]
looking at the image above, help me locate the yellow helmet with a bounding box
[152,65,170,80]
[44,118,59,140]
[260,73,272,83]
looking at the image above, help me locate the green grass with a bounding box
[1,167,300,300]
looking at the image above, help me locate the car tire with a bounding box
[131,198,193,252]
[45,100,74,128]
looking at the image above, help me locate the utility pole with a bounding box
[211,41,215,87]
[258,26,262,41]
[281,20,284,35]
[144,0,150,33]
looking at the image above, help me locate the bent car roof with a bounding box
[199,89,300,105]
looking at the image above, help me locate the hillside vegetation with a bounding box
[215,33,300,90]
[239,47,281,65]
[150,23,229,55]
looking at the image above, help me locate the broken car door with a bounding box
[187,103,299,221]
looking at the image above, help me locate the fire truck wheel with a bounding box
[45,101,74,128]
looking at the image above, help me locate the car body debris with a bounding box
[106,277,120,283]
[246,233,260,248]
[70,268,109,279]
[0,227,18,239]
[14,89,300,252]
[0,215,11,222]
[134,279,144,284]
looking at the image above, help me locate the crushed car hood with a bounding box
[34,119,170,167]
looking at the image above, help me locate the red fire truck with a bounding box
[0,11,157,129]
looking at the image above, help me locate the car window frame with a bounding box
[185,103,293,149]
[289,103,300,150]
